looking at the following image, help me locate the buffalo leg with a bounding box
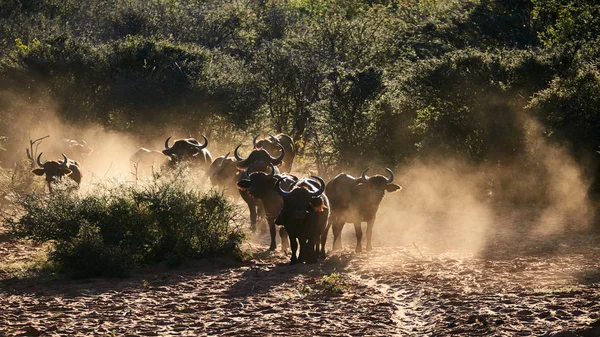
[366,218,375,251]
[279,227,290,252]
[289,236,299,265]
[320,222,331,258]
[332,221,344,251]
[354,222,363,253]
[268,219,277,251]
[248,203,258,233]
[306,236,320,263]
[257,202,268,233]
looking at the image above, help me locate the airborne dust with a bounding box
[0,92,597,258]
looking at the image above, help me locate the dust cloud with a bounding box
[0,92,597,258]
[374,116,595,257]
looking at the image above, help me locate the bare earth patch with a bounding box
[1,224,600,336]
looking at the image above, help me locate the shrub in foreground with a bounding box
[7,179,244,278]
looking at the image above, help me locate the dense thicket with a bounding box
[7,176,244,277]
[0,0,599,183]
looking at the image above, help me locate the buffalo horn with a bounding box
[218,152,230,167]
[360,168,370,181]
[194,135,208,149]
[234,144,247,161]
[36,153,44,167]
[252,135,259,147]
[60,153,68,166]
[267,163,275,177]
[385,168,394,183]
[269,143,285,163]
[276,178,291,197]
[309,176,326,196]
[164,136,172,150]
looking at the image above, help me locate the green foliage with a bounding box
[7,179,244,278]
[0,0,599,189]
[319,271,346,294]
[533,0,600,66]
[530,67,600,151]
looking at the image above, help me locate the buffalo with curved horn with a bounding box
[31,153,82,193]
[275,175,330,264]
[162,136,212,169]
[253,134,295,173]
[234,142,285,171]
[233,140,287,234]
[237,163,296,251]
[326,168,401,253]
[61,139,93,161]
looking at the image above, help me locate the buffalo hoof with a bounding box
[355,246,362,253]
[269,244,277,251]
[289,258,299,265]
[366,245,372,252]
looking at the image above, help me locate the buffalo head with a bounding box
[163,136,208,161]
[357,168,402,196]
[32,153,81,192]
[234,142,284,171]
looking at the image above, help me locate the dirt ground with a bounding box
[1,221,600,337]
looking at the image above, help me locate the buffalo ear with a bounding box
[32,168,45,176]
[310,197,327,212]
[386,183,402,193]
[236,180,252,191]
[60,167,73,176]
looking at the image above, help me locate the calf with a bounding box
[275,176,330,264]
[326,168,401,252]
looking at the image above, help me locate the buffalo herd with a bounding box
[28,134,401,265]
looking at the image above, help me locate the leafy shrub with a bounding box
[7,178,244,278]
[319,271,347,294]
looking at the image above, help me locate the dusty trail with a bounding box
[1,222,600,336]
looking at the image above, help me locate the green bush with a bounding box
[7,178,244,278]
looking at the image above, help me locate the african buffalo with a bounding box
[234,142,287,233]
[237,163,294,251]
[130,148,171,177]
[327,168,401,252]
[234,142,285,172]
[253,134,295,173]
[208,153,237,195]
[31,153,82,192]
[163,136,212,169]
[61,139,93,161]
[208,152,266,233]
[275,176,329,264]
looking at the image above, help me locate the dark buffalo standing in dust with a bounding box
[163,136,212,169]
[210,151,266,233]
[276,176,329,264]
[31,153,82,193]
[234,143,287,234]
[327,168,401,252]
[253,134,295,173]
[237,163,295,251]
